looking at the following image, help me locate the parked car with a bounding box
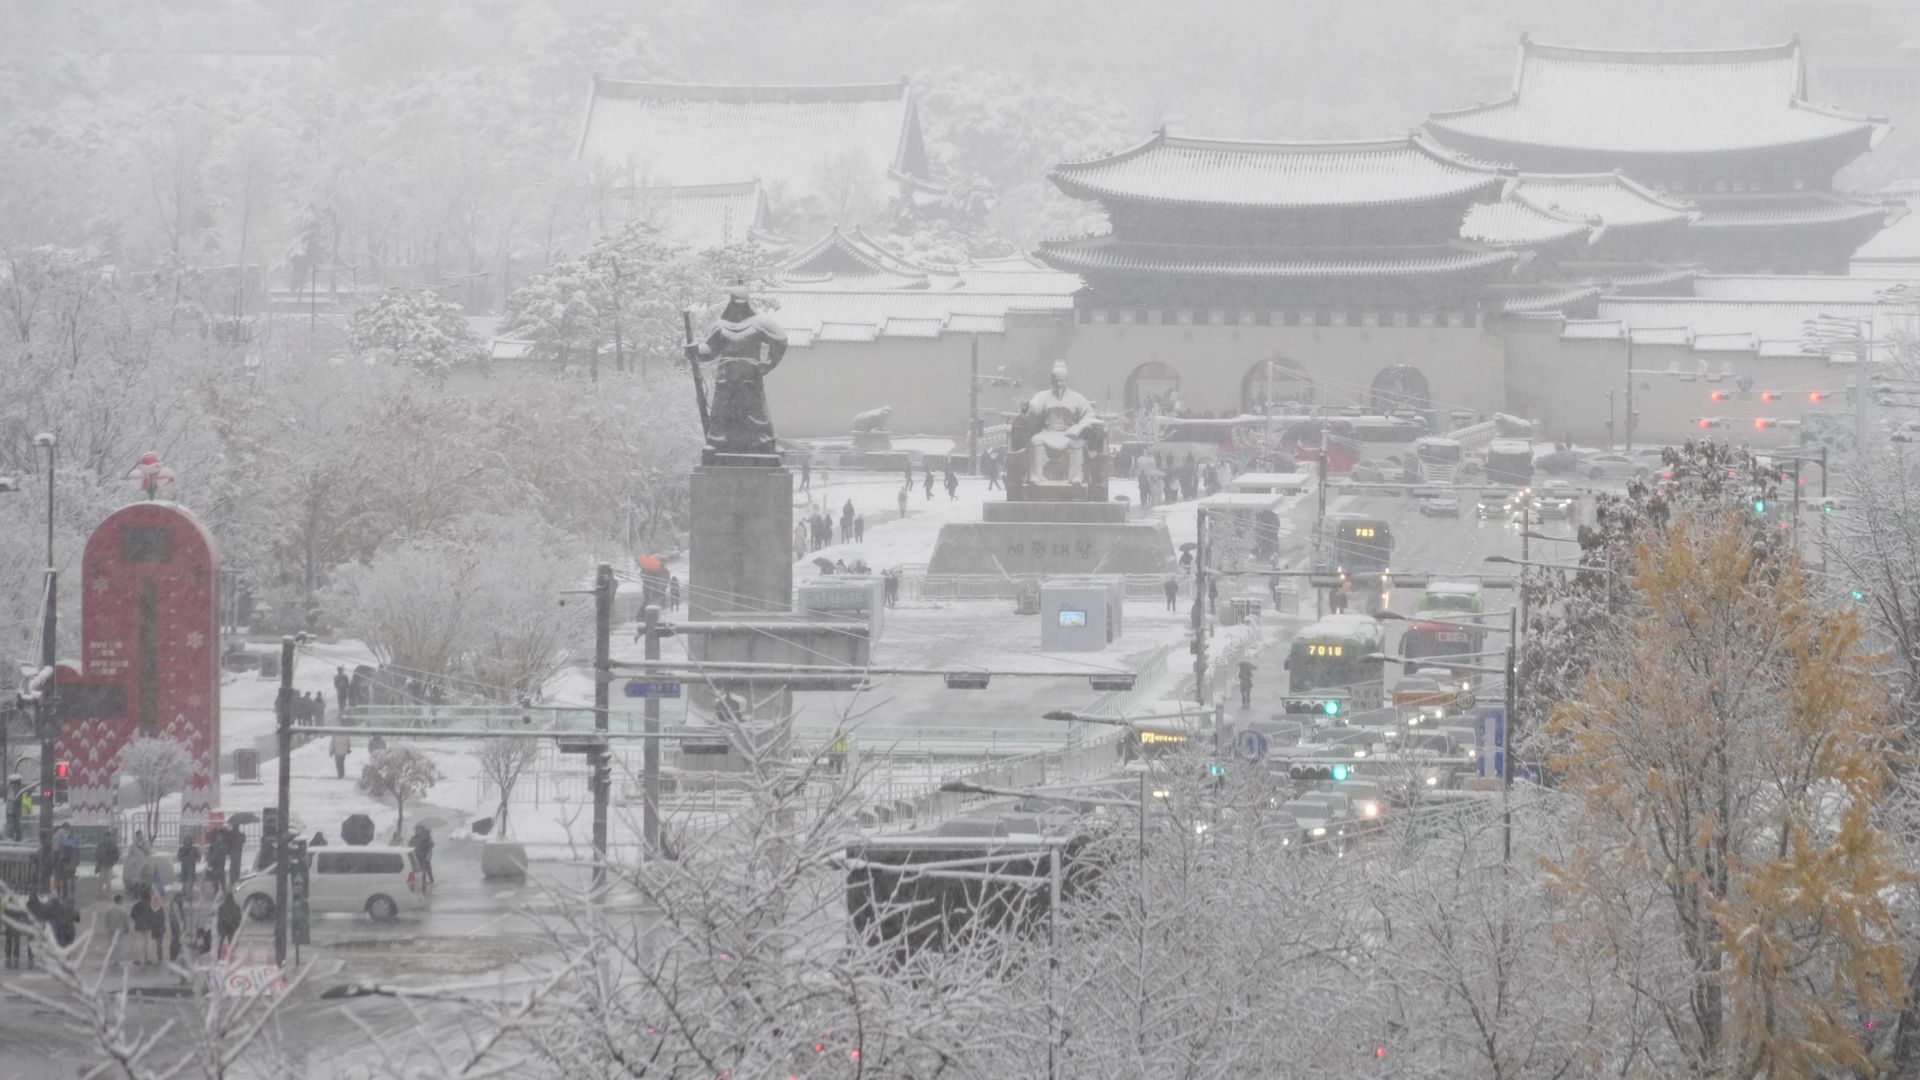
[1350,461,1387,483]
[238,846,424,922]
[1419,496,1461,517]
[1535,448,1583,475]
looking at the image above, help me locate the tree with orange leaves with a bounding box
[1546,508,1906,1077]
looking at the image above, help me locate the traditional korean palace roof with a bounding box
[609,181,780,252]
[1049,130,1507,210]
[574,77,941,208]
[1461,172,1697,248]
[1689,192,1902,231]
[1426,36,1888,162]
[1034,235,1521,280]
[765,229,1079,346]
[1488,282,1606,315]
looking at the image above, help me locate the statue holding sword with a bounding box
[683,285,788,463]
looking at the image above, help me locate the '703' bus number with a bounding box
[1347,527,1376,538]
[1305,644,1344,657]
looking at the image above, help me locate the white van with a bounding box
[238,846,424,922]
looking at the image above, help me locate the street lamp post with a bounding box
[32,432,57,886]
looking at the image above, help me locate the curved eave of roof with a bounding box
[1510,173,1700,230]
[1426,115,1879,163]
[781,226,935,279]
[1047,129,1509,211]
[1690,196,1901,230]
[1460,198,1595,249]
[1491,284,1606,314]
[1034,236,1522,279]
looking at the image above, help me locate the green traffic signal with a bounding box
[1851,589,1866,601]
[1330,764,1350,782]
[1322,699,1341,717]
[1752,499,1766,514]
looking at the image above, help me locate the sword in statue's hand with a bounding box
[683,306,711,434]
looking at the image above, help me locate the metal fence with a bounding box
[900,572,1188,603]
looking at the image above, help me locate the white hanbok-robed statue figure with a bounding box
[1024,361,1103,487]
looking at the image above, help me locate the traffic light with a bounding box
[1752,498,1766,514]
[1205,762,1226,778]
[1696,417,1711,429]
[1809,392,1824,403]
[1281,695,1344,718]
[1709,390,1727,402]
[54,761,67,780]
[1851,588,1867,602]
[1761,391,1778,401]
[1330,763,1350,782]
[1287,763,1352,782]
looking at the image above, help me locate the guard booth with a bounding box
[1039,577,1125,652]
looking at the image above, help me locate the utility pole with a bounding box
[1624,332,1635,452]
[1314,430,1328,618]
[1501,604,1517,866]
[273,635,294,967]
[968,334,980,475]
[1191,506,1209,707]
[1858,318,1873,454]
[591,563,613,893]
[1605,390,1616,450]
[641,603,662,858]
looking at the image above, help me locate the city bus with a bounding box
[1398,619,1486,674]
[1284,614,1387,712]
[1325,514,1394,613]
[1418,581,1483,615]
[1413,437,1463,483]
[1485,439,1535,486]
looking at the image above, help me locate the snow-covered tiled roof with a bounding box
[763,288,1074,348]
[777,228,1084,295]
[1489,282,1605,314]
[1599,296,1899,346]
[1426,36,1887,158]
[1690,193,1900,230]
[575,78,937,205]
[1512,173,1695,229]
[1460,197,1593,248]
[611,181,776,251]
[1049,130,1507,210]
[1035,235,1521,279]
[1691,274,1912,301]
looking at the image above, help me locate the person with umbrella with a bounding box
[216,890,241,959]
[1237,658,1257,709]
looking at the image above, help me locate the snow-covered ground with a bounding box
[200,468,1232,862]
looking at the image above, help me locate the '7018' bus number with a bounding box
[1306,644,1343,657]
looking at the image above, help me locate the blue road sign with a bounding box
[624,679,681,700]
[1232,729,1269,764]
[1475,705,1506,779]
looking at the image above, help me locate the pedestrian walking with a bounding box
[904,462,914,489]
[144,885,165,964]
[330,732,352,779]
[669,575,681,611]
[943,468,959,500]
[799,459,811,493]
[1,893,23,969]
[53,825,78,896]
[410,825,435,888]
[99,893,135,966]
[1164,575,1179,612]
[94,829,120,882]
[897,485,909,519]
[368,733,387,754]
[309,831,328,847]
[333,666,351,713]
[985,452,1002,491]
[215,891,241,959]
[853,514,865,543]
[205,827,227,894]
[177,836,199,894]
[923,468,934,501]
[841,500,855,544]
[167,892,189,963]
[225,824,244,888]
[44,893,76,949]
[829,736,850,774]
[793,520,807,561]
[1237,658,1257,709]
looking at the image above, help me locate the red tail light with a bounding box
[407,871,417,893]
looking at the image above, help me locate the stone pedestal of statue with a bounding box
[688,462,792,621]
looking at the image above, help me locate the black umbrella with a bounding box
[1179,542,1200,553]
[226,811,260,826]
[811,557,837,573]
